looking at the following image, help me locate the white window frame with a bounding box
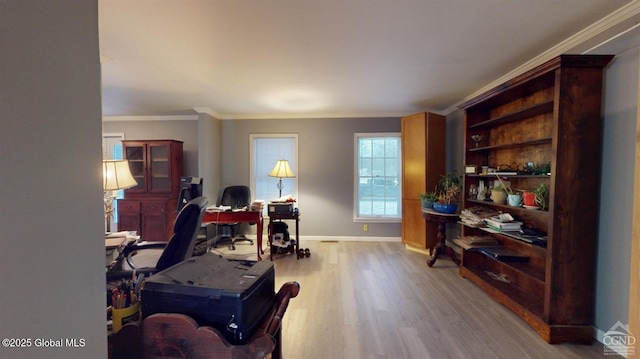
[353,132,402,223]
[249,134,299,213]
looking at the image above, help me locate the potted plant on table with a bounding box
[419,190,438,209]
[433,172,460,214]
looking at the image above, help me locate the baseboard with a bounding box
[404,244,430,256]
[300,235,402,242]
[242,234,401,242]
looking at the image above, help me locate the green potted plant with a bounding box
[433,172,460,213]
[533,183,548,210]
[419,190,438,209]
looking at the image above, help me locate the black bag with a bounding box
[271,221,289,241]
[271,221,295,253]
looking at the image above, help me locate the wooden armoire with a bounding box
[118,140,184,241]
[401,112,446,251]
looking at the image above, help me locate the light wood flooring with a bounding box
[260,241,618,359]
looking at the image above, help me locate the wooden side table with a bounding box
[421,208,460,267]
[268,211,299,261]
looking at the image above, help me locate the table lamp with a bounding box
[268,159,295,198]
[103,159,137,233]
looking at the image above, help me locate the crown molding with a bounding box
[217,111,411,120]
[443,0,640,115]
[102,115,198,122]
[192,107,222,119]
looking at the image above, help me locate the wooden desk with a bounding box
[268,212,299,261]
[203,210,264,260]
[421,208,460,267]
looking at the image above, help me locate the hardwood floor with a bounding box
[270,241,617,359]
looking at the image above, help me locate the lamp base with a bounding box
[277,178,283,198]
[104,194,116,233]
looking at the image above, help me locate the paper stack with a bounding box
[453,235,499,250]
[484,213,522,231]
[459,205,500,227]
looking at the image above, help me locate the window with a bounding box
[354,133,401,222]
[103,133,125,223]
[250,135,298,212]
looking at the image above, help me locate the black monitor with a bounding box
[177,176,203,211]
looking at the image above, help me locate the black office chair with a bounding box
[212,185,254,250]
[106,196,209,282]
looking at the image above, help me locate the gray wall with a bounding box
[197,113,222,202]
[102,119,200,179]
[102,116,402,238]
[594,41,638,336]
[0,1,107,357]
[221,117,403,238]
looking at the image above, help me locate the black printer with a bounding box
[141,252,275,345]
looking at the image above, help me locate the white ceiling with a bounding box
[99,0,640,119]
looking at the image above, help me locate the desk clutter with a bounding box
[109,275,144,333]
[105,231,139,270]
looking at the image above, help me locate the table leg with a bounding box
[269,220,274,261]
[257,217,263,261]
[295,215,300,260]
[427,222,446,267]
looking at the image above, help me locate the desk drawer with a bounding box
[142,201,166,214]
[118,200,140,213]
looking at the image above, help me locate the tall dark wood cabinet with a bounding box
[401,112,445,250]
[458,55,613,344]
[118,140,184,242]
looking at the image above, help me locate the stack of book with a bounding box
[484,216,523,231]
[452,235,499,250]
[459,205,500,227]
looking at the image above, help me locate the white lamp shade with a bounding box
[268,159,295,178]
[103,160,137,191]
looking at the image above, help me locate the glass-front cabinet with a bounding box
[123,140,182,196]
[119,140,183,241]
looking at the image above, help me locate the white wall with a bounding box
[0,1,107,357]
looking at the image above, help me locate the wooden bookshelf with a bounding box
[458,55,613,344]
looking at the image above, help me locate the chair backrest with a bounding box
[217,186,251,209]
[155,196,208,272]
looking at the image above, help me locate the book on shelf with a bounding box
[484,218,523,231]
[480,227,548,245]
[453,235,499,250]
[478,247,529,262]
[459,205,500,227]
